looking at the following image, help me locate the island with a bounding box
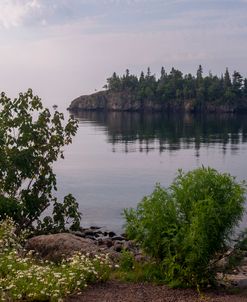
[68,66,247,113]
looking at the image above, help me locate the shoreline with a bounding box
[68,90,247,114]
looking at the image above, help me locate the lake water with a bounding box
[54,111,247,233]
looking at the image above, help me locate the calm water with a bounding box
[54,111,247,232]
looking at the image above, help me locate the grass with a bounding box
[112,250,167,284]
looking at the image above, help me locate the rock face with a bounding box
[69,91,145,112]
[68,90,247,113]
[25,233,98,262]
[68,91,192,112]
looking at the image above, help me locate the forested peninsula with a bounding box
[69,66,247,113]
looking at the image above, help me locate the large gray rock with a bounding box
[25,233,98,262]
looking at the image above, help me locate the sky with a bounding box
[0,0,247,109]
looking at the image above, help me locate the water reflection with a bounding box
[72,111,247,156]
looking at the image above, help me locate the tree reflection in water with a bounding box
[72,111,247,157]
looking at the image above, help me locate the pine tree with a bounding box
[161,66,166,79]
[147,67,151,78]
[196,65,203,81]
[243,78,247,97]
[224,68,232,88]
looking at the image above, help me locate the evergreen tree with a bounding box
[139,71,145,82]
[147,67,151,78]
[243,78,247,97]
[232,71,243,91]
[196,65,203,81]
[161,66,166,79]
[137,71,146,100]
[224,68,232,88]
[107,72,121,91]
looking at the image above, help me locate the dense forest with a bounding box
[105,66,247,106]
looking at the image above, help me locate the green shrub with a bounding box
[119,250,135,272]
[116,251,167,283]
[124,167,246,287]
[0,90,80,232]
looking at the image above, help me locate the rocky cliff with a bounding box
[68,90,247,113]
[68,91,195,112]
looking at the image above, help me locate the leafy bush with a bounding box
[0,219,111,301]
[124,167,246,287]
[0,90,80,232]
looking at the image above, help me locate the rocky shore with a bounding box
[68,90,247,113]
[24,225,247,291]
[25,226,143,263]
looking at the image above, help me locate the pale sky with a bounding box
[0,0,247,109]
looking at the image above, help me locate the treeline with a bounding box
[105,66,247,106]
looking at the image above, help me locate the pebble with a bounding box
[114,242,123,252]
[112,236,125,241]
[105,239,113,248]
[90,226,101,230]
[84,230,96,236]
[72,226,139,256]
[70,231,85,238]
[86,235,96,241]
[109,231,116,238]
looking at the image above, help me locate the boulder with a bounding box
[25,233,98,262]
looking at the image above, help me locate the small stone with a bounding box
[86,235,96,240]
[90,226,101,230]
[109,231,116,238]
[112,236,125,241]
[237,279,247,288]
[135,254,146,262]
[108,251,121,262]
[84,230,95,236]
[123,240,135,251]
[96,238,104,246]
[105,239,113,248]
[114,244,123,253]
[114,242,123,252]
[95,230,103,236]
[71,231,85,238]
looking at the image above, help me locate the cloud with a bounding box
[1,0,246,34]
[0,0,107,30]
[0,0,207,30]
[0,0,41,28]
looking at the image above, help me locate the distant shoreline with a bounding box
[68,90,247,114]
